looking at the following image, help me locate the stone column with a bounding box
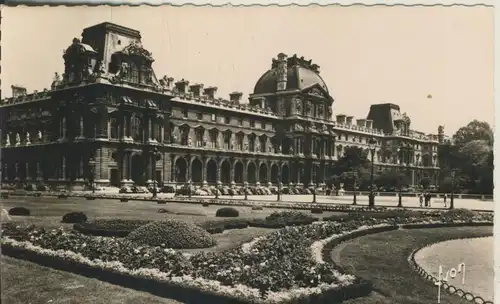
[3,164,8,181]
[242,161,248,182]
[36,162,42,180]
[230,162,235,184]
[146,153,154,185]
[202,158,207,184]
[61,155,66,180]
[25,162,31,181]
[128,153,133,182]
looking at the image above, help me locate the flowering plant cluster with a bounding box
[1,209,493,303]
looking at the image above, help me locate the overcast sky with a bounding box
[2,5,494,135]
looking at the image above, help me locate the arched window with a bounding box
[129,61,140,83]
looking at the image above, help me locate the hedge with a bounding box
[8,207,30,216]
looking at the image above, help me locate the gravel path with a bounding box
[414,237,494,302]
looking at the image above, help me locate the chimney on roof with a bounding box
[11,85,27,98]
[204,86,218,100]
[336,115,346,125]
[365,119,373,129]
[229,92,243,104]
[346,116,354,125]
[175,79,189,94]
[189,84,204,98]
[276,53,288,91]
[356,119,366,128]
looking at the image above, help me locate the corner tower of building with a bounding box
[81,22,143,71]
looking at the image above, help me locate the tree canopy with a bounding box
[439,120,494,194]
[452,120,493,147]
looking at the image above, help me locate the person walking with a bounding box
[427,193,432,207]
[419,193,423,207]
[443,193,447,208]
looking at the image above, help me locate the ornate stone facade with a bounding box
[0,22,440,189]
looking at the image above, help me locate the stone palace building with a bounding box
[0,22,442,189]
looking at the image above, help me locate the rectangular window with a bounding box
[195,129,204,147]
[183,109,188,118]
[238,119,243,126]
[249,136,255,152]
[110,118,118,139]
[197,112,203,120]
[250,120,255,128]
[224,132,231,150]
[237,134,243,150]
[225,117,231,124]
[210,130,218,149]
[211,114,216,121]
[261,122,266,130]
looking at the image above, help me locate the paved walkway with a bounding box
[80,190,493,211]
[414,237,494,302]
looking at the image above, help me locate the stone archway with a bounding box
[271,163,279,183]
[281,164,290,184]
[259,163,268,184]
[234,161,243,183]
[191,158,203,183]
[175,157,187,183]
[221,160,231,184]
[206,159,217,183]
[247,162,257,184]
[131,154,146,185]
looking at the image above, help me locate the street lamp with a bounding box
[450,170,456,209]
[188,179,192,198]
[244,182,248,200]
[151,147,161,199]
[312,168,317,203]
[277,163,282,202]
[88,161,95,194]
[397,146,403,208]
[352,171,358,205]
[368,137,377,208]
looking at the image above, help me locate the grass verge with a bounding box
[333,226,492,304]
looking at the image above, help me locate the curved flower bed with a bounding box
[408,236,494,304]
[1,211,493,303]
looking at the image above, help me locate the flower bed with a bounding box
[73,219,151,237]
[1,210,493,303]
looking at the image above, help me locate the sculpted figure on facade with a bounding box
[26,132,31,144]
[295,98,302,114]
[5,134,10,146]
[15,133,21,145]
[304,100,312,115]
[255,141,260,152]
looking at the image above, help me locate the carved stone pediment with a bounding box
[121,40,154,62]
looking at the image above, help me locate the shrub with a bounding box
[8,207,30,216]
[58,193,69,199]
[202,202,210,207]
[1,193,8,198]
[251,205,264,211]
[158,208,168,213]
[266,211,315,222]
[82,219,150,231]
[36,184,49,191]
[157,200,167,205]
[440,208,476,222]
[215,207,239,218]
[62,212,87,223]
[120,198,128,202]
[311,207,323,214]
[34,192,42,197]
[126,219,217,248]
[85,196,96,200]
[199,219,249,234]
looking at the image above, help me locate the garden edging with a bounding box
[408,235,494,304]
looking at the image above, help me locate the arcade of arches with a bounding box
[171,155,333,186]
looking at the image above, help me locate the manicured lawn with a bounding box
[1,256,182,304]
[333,226,493,304]
[1,196,343,228]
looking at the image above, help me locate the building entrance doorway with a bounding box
[131,154,145,185]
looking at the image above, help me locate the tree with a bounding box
[330,147,373,190]
[420,177,431,189]
[452,120,493,147]
[376,170,410,190]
